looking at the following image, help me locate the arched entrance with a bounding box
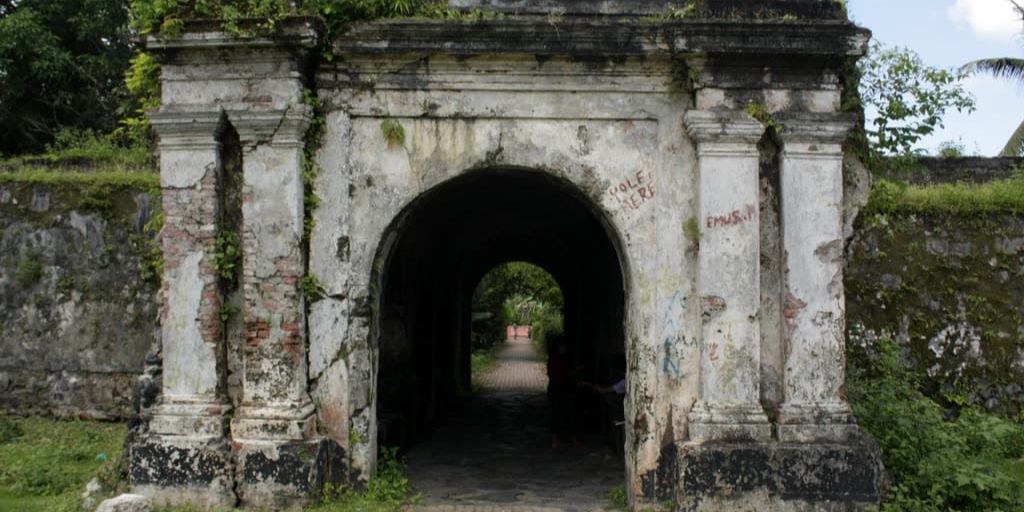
[371,168,629,504]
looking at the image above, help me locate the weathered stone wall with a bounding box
[846,187,1024,416]
[0,177,160,419]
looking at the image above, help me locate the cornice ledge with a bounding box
[683,110,764,144]
[334,19,870,58]
[227,104,312,146]
[149,108,227,146]
[145,17,322,54]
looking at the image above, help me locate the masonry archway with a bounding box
[370,167,629,462]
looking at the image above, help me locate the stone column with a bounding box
[228,106,331,507]
[683,110,771,442]
[776,113,858,442]
[131,109,236,509]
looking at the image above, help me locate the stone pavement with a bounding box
[405,339,623,511]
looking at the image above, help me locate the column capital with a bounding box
[683,109,765,145]
[150,108,226,150]
[776,112,857,145]
[227,105,312,147]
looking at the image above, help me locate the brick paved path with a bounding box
[475,338,548,392]
[405,339,623,512]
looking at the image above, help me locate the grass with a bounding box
[865,173,1024,215]
[470,347,499,391]
[0,415,417,512]
[0,168,159,189]
[0,415,126,512]
[0,128,152,172]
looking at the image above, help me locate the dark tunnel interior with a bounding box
[373,168,628,449]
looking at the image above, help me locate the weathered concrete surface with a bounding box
[675,436,884,511]
[0,180,159,419]
[129,6,883,510]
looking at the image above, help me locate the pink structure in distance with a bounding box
[506,325,532,340]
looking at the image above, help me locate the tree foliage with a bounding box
[0,0,136,155]
[961,30,1024,156]
[858,42,975,164]
[471,262,562,350]
[129,0,449,36]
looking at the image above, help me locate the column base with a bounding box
[777,402,857,442]
[688,402,772,442]
[676,436,884,511]
[231,401,317,441]
[234,437,348,509]
[129,434,236,509]
[149,399,231,437]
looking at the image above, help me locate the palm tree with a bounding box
[962,0,1024,156]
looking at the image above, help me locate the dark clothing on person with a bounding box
[547,349,578,443]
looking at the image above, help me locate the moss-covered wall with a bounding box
[846,174,1024,416]
[0,170,161,419]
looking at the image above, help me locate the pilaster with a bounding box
[775,112,859,442]
[227,105,336,508]
[683,110,771,442]
[130,108,236,509]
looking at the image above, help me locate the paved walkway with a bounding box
[405,339,623,512]
[474,338,548,392]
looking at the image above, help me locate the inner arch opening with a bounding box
[373,168,627,505]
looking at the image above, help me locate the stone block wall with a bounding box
[0,177,160,419]
[846,195,1024,416]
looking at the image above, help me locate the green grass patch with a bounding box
[0,416,126,512]
[304,447,418,512]
[865,173,1024,215]
[0,168,159,189]
[0,169,160,215]
[0,128,152,172]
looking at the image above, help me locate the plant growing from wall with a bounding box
[300,274,327,303]
[15,256,44,286]
[744,101,779,132]
[380,118,405,149]
[213,231,241,282]
[302,89,327,242]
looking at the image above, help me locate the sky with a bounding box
[848,0,1024,156]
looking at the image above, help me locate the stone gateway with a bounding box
[128,1,885,509]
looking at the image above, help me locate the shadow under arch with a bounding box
[367,166,631,455]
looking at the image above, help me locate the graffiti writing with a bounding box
[660,291,690,378]
[705,204,756,229]
[708,342,720,363]
[608,170,656,211]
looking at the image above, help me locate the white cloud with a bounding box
[948,0,1022,43]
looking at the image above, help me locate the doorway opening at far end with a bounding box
[373,168,628,509]
[469,262,562,394]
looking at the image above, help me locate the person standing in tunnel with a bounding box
[546,333,582,448]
